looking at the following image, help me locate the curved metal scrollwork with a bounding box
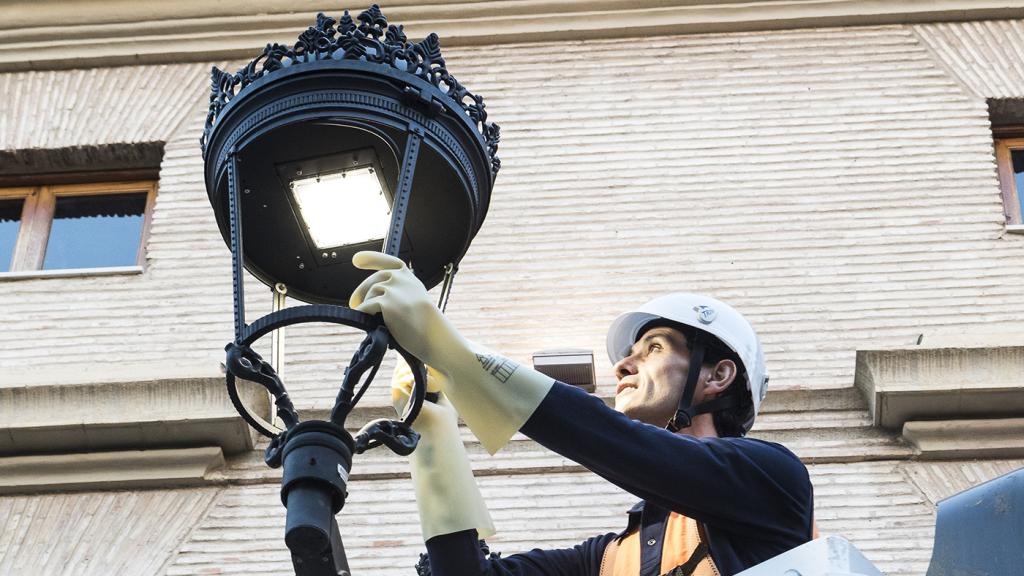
[225,343,300,432]
[224,306,427,461]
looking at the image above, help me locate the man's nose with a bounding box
[613,355,637,380]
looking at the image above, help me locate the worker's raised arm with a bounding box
[352,251,556,454]
[390,361,494,542]
[521,382,813,546]
[391,359,612,576]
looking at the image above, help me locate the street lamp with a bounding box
[200,5,499,574]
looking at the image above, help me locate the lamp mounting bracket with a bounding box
[402,86,444,117]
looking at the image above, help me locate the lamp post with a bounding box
[200,6,499,574]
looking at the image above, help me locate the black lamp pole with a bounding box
[200,6,499,574]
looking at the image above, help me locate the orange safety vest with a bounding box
[599,512,720,576]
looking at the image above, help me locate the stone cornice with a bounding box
[0,364,268,456]
[903,418,1024,459]
[3,0,1024,72]
[855,342,1024,430]
[0,447,225,494]
[855,336,1024,460]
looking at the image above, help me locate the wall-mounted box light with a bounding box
[532,349,596,393]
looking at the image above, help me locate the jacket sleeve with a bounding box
[423,529,616,576]
[520,382,813,546]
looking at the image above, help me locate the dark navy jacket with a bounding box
[424,382,814,576]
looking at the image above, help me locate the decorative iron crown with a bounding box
[200,4,500,175]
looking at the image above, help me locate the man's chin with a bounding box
[615,399,637,419]
[613,398,625,414]
[615,402,669,427]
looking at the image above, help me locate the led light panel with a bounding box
[290,167,391,249]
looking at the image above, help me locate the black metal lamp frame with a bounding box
[220,126,428,445]
[200,6,500,575]
[222,144,425,575]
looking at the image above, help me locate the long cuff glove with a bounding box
[352,251,554,454]
[392,360,495,541]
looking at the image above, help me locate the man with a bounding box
[352,251,813,575]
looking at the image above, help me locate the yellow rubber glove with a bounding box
[392,360,494,541]
[351,251,554,454]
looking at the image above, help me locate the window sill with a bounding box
[0,265,143,281]
[1006,224,1024,235]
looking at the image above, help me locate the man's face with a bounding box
[612,325,697,426]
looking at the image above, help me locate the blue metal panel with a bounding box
[927,467,1024,576]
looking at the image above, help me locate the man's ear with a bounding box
[703,359,737,398]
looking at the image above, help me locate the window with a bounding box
[993,135,1024,229]
[0,181,156,274]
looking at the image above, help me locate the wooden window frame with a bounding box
[0,180,157,274]
[993,133,1024,228]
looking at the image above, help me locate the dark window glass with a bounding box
[1013,149,1024,219]
[42,193,147,270]
[0,199,22,272]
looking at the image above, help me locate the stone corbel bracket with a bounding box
[855,340,1024,459]
[0,364,269,492]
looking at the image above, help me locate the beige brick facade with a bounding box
[1,3,1023,575]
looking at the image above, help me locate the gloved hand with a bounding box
[352,251,554,454]
[349,251,465,370]
[391,359,494,541]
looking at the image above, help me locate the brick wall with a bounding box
[4,26,1023,407]
[2,20,1023,575]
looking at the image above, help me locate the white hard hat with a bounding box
[606,293,767,433]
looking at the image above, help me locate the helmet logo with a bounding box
[695,305,717,325]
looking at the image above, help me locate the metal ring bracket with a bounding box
[225,305,427,440]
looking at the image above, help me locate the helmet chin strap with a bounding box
[666,332,740,433]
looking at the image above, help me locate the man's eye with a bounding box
[647,343,661,353]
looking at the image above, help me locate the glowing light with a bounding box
[290,167,390,248]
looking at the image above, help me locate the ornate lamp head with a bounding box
[202,4,499,304]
